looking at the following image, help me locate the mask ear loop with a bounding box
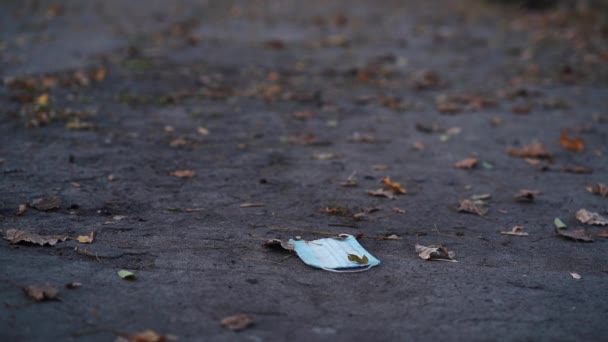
[319,265,376,273]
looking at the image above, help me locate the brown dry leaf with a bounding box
[456,199,488,216]
[381,177,406,194]
[586,183,608,197]
[122,330,176,342]
[597,230,608,238]
[507,143,551,159]
[65,281,82,289]
[75,232,95,244]
[561,165,593,174]
[197,127,209,136]
[454,157,478,169]
[240,203,265,208]
[367,189,395,199]
[514,189,541,202]
[170,170,195,178]
[560,129,584,152]
[287,134,319,145]
[319,207,352,216]
[392,207,406,214]
[556,228,594,242]
[4,229,68,246]
[36,93,49,107]
[415,244,456,262]
[575,209,608,226]
[30,196,61,211]
[16,204,27,216]
[263,239,294,251]
[500,226,529,236]
[221,314,254,331]
[24,284,60,302]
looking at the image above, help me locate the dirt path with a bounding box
[1,1,607,341]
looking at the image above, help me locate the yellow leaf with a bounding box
[76,232,95,244]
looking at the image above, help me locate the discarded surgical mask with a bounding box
[289,234,380,272]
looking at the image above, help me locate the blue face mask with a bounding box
[289,234,380,272]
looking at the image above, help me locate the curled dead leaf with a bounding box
[221,314,254,331]
[415,244,456,261]
[556,228,594,242]
[4,229,68,246]
[381,177,406,194]
[576,209,608,226]
[170,170,195,178]
[500,226,529,236]
[23,284,60,302]
[586,183,608,197]
[30,196,61,211]
[507,143,551,159]
[514,189,541,202]
[454,157,478,169]
[456,199,488,216]
[263,239,294,251]
[560,129,584,152]
[75,231,95,244]
[367,189,395,199]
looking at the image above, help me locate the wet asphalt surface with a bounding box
[1,1,608,341]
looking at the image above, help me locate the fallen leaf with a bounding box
[413,141,425,151]
[381,177,406,194]
[30,196,61,211]
[524,158,542,165]
[16,204,27,216]
[117,270,136,280]
[349,132,378,143]
[367,189,395,199]
[287,134,319,145]
[3,229,68,246]
[554,217,567,229]
[36,93,49,107]
[113,215,126,220]
[65,281,82,289]
[221,314,254,331]
[415,244,456,261]
[312,153,335,160]
[197,127,209,136]
[500,226,529,236]
[513,189,541,202]
[23,284,60,302]
[470,194,491,201]
[454,157,478,169]
[75,232,95,244]
[556,228,593,242]
[456,199,488,216]
[561,165,593,174]
[392,207,406,214]
[170,170,195,178]
[586,183,608,197]
[383,234,402,240]
[263,239,294,251]
[560,129,584,152]
[597,230,608,237]
[576,209,608,226]
[507,143,551,159]
[319,207,352,216]
[66,119,95,130]
[570,272,581,280]
[121,330,176,342]
[240,203,265,208]
[347,254,369,264]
